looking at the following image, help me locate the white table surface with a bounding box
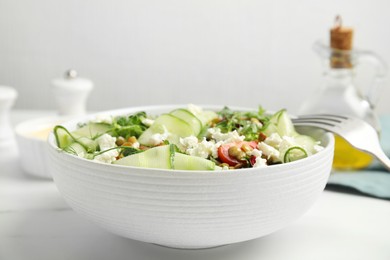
[1,110,390,260]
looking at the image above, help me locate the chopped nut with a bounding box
[241,143,253,153]
[258,132,267,142]
[228,146,246,160]
[121,142,133,147]
[251,118,262,127]
[139,145,149,151]
[116,136,125,146]
[127,136,137,143]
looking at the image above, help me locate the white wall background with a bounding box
[1,0,389,115]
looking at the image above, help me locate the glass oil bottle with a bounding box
[300,16,387,170]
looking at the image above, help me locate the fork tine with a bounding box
[294,117,342,123]
[292,119,337,127]
[297,114,349,120]
[292,114,350,127]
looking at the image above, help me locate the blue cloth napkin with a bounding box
[326,115,390,200]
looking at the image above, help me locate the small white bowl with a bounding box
[15,116,67,179]
[47,105,334,249]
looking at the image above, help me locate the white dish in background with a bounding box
[15,116,68,179]
[0,86,18,146]
[47,105,335,249]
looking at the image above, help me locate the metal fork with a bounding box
[292,114,390,171]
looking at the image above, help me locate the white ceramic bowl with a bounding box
[47,105,334,249]
[15,116,67,179]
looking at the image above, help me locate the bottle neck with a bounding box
[324,68,354,88]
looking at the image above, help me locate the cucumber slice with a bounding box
[276,110,298,137]
[54,125,97,153]
[269,109,283,125]
[262,122,278,137]
[64,142,87,157]
[293,135,318,155]
[54,125,74,149]
[194,110,218,126]
[72,123,112,139]
[187,105,218,126]
[75,136,98,153]
[114,145,174,169]
[262,110,282,137]
[263,109,297,137]
[174,152,216,170]
[155,114,194,137]
[283,146,308,163]
[170,109,202,135]
[137,127,160,146]
[138,114,194,146]
[114,144,217,170]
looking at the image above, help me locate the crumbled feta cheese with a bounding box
[314,144,324,153]
[257,142,280,161]
[180,136,219,159]
[254,157,268,167]
[250,148,262,158]
[131,142,140,149]
[187,104,203,115]
[250,149,267,167]
[264,133,283,148]
[94,151,118,164]
[97,134,117,151]
[180,135,199,148]
[141,118,154,127]
[278,136,297,153]
[91,114,113,125]
[94,134,118,164]
[208,128,245,144]
[149,126,170,146]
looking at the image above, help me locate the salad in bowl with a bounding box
[47,104,334,249]
[53,104,323,171]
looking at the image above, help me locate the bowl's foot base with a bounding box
[152,243,230,250]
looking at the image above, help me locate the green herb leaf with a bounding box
[111,111,149,139]
[122,147,142,157]
[215,106,270,141]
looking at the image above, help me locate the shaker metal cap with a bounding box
[65,69,78,79]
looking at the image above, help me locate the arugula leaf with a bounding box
[122,147,142,157]
[111,112,149,138]
[215,106,270,141]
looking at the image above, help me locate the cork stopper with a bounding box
[329,15,354,68]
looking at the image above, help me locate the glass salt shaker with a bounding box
[52,69,94,116]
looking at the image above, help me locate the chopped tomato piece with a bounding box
[249,155,257,166]
[218,141,258,166]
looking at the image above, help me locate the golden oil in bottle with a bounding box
[332,135,373,170]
